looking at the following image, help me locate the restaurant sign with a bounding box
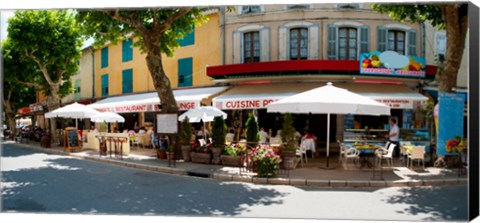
[96,101,200,113]
[359,51,426,78]
[373,99,413,109]
[215,98,279,110]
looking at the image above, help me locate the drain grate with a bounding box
[186,171,210,178]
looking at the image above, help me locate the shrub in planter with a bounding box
[245,113,259,147]
[179,117,193,162]
[251,145,282,177]
[220,143,246,167]
[211,116,227,164]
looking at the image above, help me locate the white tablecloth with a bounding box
[301,139,316,152]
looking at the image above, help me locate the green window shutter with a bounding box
[408,29,417,56]
[101,74,109,97]
[74,79,81,101]
[178,25,195,47]
[122,39,133,62]
[327,24,337,60]
[377,26,387,52]
[359,25,370,55]
[101,47,109,68]
[178,57,193,87]
[122,69,133,94]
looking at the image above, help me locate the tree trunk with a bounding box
[46,93,61,145]
[3,93,18,139]
[437,4,468,93]
[144,44,179,114]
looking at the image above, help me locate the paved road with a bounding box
[1,143,468,221]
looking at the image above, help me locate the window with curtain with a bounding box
[388,30,405,55]
[289,28,308,60]
[243,31,260,63]
[241,6,262,14]
[338,27,357,60]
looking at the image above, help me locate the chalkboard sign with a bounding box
[64,127,81,153]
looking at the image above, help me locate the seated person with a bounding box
[225,129,235,143]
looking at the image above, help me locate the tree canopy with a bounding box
[371,3,468,93]
[76,8,208,113]
[7,10,83,103]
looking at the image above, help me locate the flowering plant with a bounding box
[250,145,282,177]
[192,143,211,153]
[223,143,247,156]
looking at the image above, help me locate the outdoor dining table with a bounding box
[354,145,379,168]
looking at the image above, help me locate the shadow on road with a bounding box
[2,144,286,217]
[384,186,468,221]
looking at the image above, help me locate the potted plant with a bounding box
[221,143,246,167]
[179,117,193,162]
[190,143,212,164]
[245,113,259,147]
[156,136,168,159]
[251,145,282,177]
[210,116,227,164]
[280,113,298,168]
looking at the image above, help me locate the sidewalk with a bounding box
[9,141,467,188]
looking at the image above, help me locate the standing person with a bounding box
[387,118,400,157]
[258,127,269,144]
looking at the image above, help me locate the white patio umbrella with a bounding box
[45,102,101,128]
[267,82,391,168]
[178,106,228,141]
[90,112,125,123]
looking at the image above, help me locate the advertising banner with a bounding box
[436,93,465,156]
[359,51,426,78]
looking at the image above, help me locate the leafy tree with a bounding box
[211,116,227,148]
[6,10,83,141]
[76,8,208,114]
[371,3,468,93]
[2,41,37,134]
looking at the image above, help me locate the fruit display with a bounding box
[446,135,462,153]
[361,53,384,68]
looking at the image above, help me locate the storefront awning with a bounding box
[213,83,324,110]
[213,82,427,110]
[88,86,228,113]
[336,83,428,109]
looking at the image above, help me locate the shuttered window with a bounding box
[242,6,261,14]
[178,57,193,87]
[122,69,133,94]
[122,39,133,62]
[178,25,195,47]
[327,25,369,60]
[407,30,417,56]
[101,74,109,97]
[74,79,81,101]
[388,30,406,55]
[338,27,357,60]
[101,47,108,68]
[327,25,337,60]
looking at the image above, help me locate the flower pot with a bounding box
[191,152,211,164]
[221,155,242,167]
[211,147,223,165]
[157,150,167,159]
[181,145,192,162]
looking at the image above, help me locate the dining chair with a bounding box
[343,147,360,170]
[399,141,412,158]
[376,143,396,167]
[407,146,426,169]
[296,145,308,167]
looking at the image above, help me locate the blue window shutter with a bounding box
[178,25,195,47]
[377,26,387,52]
[101,74,109,97]
[122,39,133,62]
[178,58,193,87]
[359,25,370,55]
[101,47,109,68]
[122,69,133,94]
[327,24,337,60]
[408,29,417,56]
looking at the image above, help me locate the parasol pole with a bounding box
[320,113,335,169]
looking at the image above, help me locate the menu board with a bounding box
[344,114,355,129]
[64,127,81,152]
[156,114,178,134]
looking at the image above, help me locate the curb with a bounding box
[15,143,468,189]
